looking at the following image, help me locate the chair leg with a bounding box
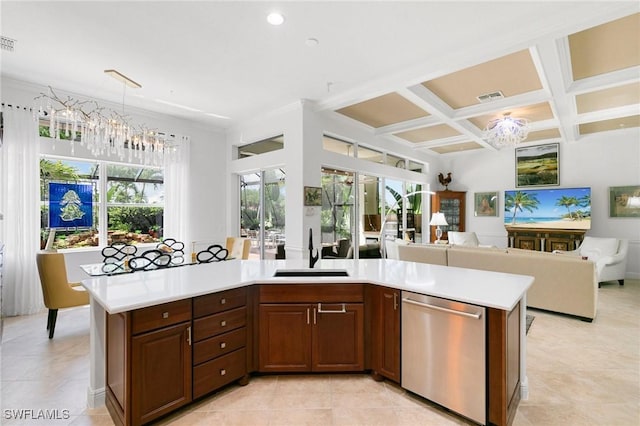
[48,309,58,339]
[618,279,624,286]
[46,309,55,330]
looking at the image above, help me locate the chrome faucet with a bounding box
[308,228,319,269]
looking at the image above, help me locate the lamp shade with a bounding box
[429,212,448,226]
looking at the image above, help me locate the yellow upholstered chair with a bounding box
[225,237,251,260]
[36,252,89,339]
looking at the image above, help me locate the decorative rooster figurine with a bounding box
[438,172,452,190]
[309,228,319,268]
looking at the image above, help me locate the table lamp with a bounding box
[429,212,448,243]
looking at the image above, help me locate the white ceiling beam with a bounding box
[576,104,640,124]
[533,39,579,143]
[567,66,640,95]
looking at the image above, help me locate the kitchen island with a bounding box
[82,258,533,426]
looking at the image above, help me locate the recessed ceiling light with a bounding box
[267,12,284,26]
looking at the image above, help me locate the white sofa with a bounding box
[558,237,629,286]
[397,243,598,321]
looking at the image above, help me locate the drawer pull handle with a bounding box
[220,369,226,376]
[220,342,226,349]
[162,312,169,319]
[317,303,346,314]
[220,298,226,305]
[220,320,227,327]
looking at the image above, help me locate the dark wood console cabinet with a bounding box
[506,226,586,252]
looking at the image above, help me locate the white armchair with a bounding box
[564,237,628,286]
[448,231,494,248]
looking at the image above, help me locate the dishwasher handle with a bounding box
[402,297,482,320]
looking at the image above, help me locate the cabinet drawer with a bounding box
[194,327,246,365]
[193,287,246,318]
[259,284,364,303]
[193,348,246,399]
[131,299,192,335]
[193,306,246,341]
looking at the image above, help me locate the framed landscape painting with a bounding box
[474,192,498,217]
[609,185,640,217]
[515,143,559,187]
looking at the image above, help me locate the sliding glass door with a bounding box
[239,168,285,259]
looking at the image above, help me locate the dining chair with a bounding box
[129,249,173,271]
[36,252,90,338]
[157,238,185,264]
[225,237,251,260]
[101,242,137,263]
[196,245,229,263]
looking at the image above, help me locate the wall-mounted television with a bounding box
[504,187,591,230]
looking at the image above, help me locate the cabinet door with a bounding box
[131,322,192,426]
[431,191,466,242]
[259,304,312,372]
[312,303,364,372]
[373,287,400,382]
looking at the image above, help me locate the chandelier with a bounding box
[483,113,530,148]
[34,83,179,166]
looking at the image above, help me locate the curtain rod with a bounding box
[1,102,49,116]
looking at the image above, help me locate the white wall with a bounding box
[449,130,640,279]
[1,77,227,277]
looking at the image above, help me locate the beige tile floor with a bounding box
[1,280,638,425]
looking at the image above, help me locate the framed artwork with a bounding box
[609,185,640,217]
[304,186,322,206]
[474,192,498,217]
[49,182,93,228]
[515,143,559,187]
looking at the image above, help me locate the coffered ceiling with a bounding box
[328,11,640,156]
[1,2,638,157]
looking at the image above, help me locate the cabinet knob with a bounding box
[220,320,226,327]
[220,369,226,376]
[162,312,169,319]
[220,298,226,305]
[220,342,226,349]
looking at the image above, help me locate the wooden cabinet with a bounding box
[192,287,248,399]
[506,226,585,252]
[257,284,364,373]
[106,299,192,426]
[431,191,466,242]
[370,285,400,383]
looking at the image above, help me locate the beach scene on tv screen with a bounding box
[504,187,591,230]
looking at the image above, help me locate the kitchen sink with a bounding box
[273,269,350,277]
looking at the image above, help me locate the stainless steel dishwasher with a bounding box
[401,291,486,424]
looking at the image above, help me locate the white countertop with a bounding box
[81,259,533,314]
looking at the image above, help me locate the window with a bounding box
[106,164,164,245]
[321,169,355,248]
[239,169,285,259]
[236,135,284,159]
[322,135,355,157]
[40,157,164,250]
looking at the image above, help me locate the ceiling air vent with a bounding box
[1,36,16,52]
[477,91,504,103]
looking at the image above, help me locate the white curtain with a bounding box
[163,136,191,250]
[0,105,43,316]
